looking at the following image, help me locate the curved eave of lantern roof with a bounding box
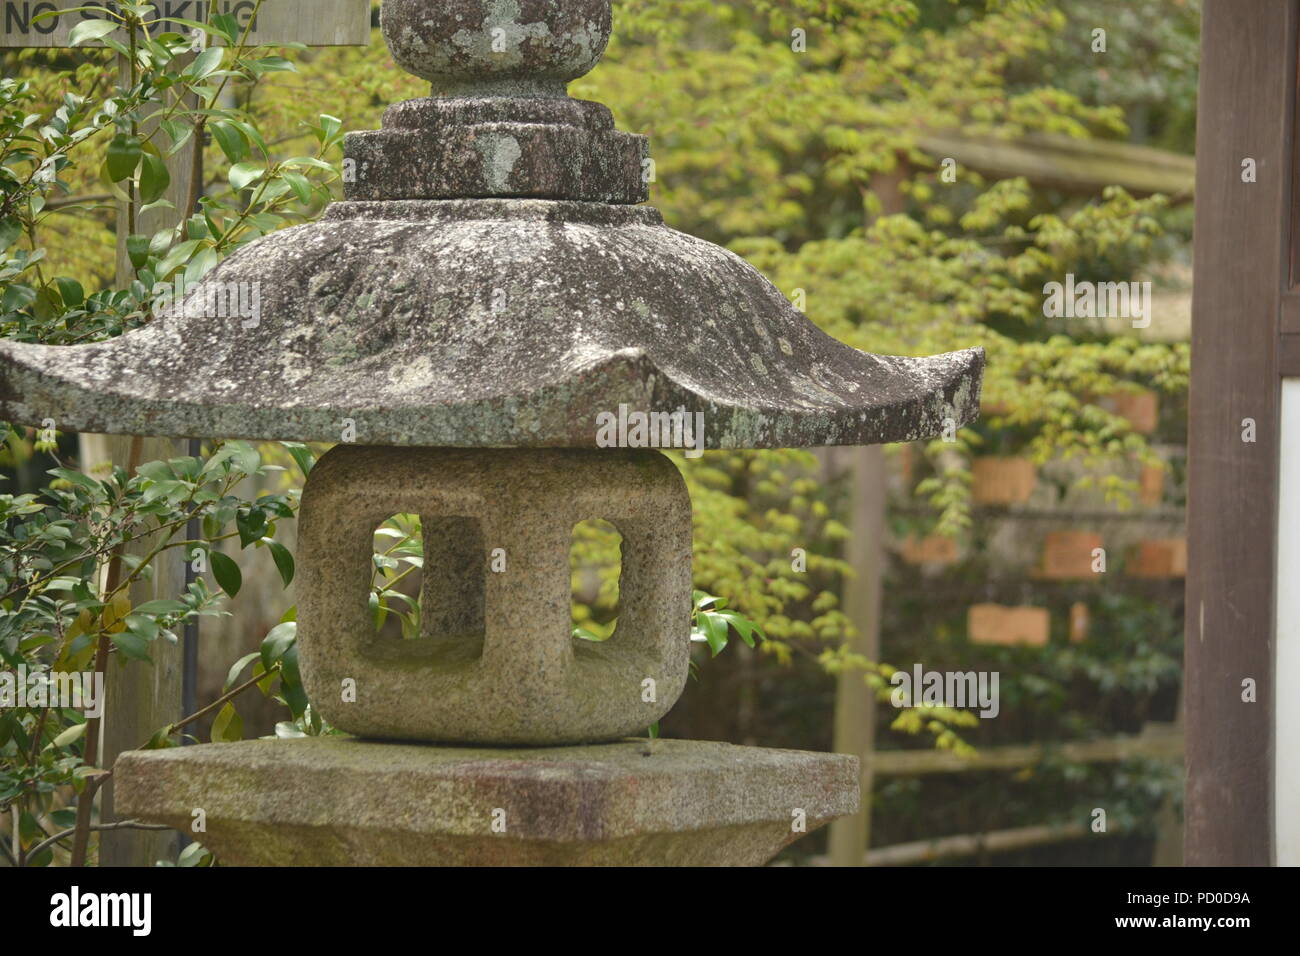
[0,199,983,449]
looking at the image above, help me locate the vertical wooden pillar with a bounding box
[828,445,885,866]
[96,507,186,866]
[1186,0,1297,865]
[88,53,195,867]
[827,165,908,866]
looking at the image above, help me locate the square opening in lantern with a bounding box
[368,512,487,665]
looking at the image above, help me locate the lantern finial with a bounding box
[346,0,643,202]
[381,0,613,98]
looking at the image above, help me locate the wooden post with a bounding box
[1186,0,1296,865]
[827,445,885,866]
[93,436,188,865]
[90,51,197,866]
[1148,716,1184,866]
[828,162,909,866]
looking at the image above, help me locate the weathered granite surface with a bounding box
[297,445,692,745]
[344,96,648,202]
[0,199,983,447]
[0,0,985,449]
[115,737,860,866]
[383,0,612,98]
[357,1,646,201]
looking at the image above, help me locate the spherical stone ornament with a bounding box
[381,0,613,97]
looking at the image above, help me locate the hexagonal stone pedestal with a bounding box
[116,738,859,866]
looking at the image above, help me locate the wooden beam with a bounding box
[917,131,1195,199]
[1185,0,1296,866]
[870,728,1184,777]
[810,823,1097,867]
[864,822,1093,867]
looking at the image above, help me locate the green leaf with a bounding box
[235,507,266,548]
[54,276,84,307]
[210,550,242,597]
[220,440,260,477]
[124,614,161,643]
[282,442,315,477]
[250,55,295,74]
[280,650,308,719]
[316,114,342,145]
[715,609,763,647]
[136,459,176,482]
[267,540,295,587]
[282,156,335,173]
[223,651,261,691]
[209,12,239,43]
[183,245,217,285]
[68,19,119,46]
[126,234,150,270]
[210,121,247,164]
[699,611,729,657]
[158,118,188,153]
[228,119,267,157]
[229,161,265,191]
[259,621,297,672]
[49,468,101,494]
[176,841,212,867]
[141,478,187,503]
[693,589,725,611]
[143,726,176,750]
[279,642,301,686]
[281,170,312,203]
[106,133,142,182]
[2,283,36,312]
[131,599,189,616]
[50,722,87,749]
[139,152,171,204]
[210,702,242,743]
[152,238,202,279]
[0,220,22,252]
[111,631,153,663]
[189,45,223,80]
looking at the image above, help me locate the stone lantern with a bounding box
[0,0,983,865]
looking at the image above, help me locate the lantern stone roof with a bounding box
[0,0,983,449]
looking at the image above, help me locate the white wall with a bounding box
[1275,379,1300,865]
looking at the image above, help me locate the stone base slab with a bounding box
[116,738,859,866]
